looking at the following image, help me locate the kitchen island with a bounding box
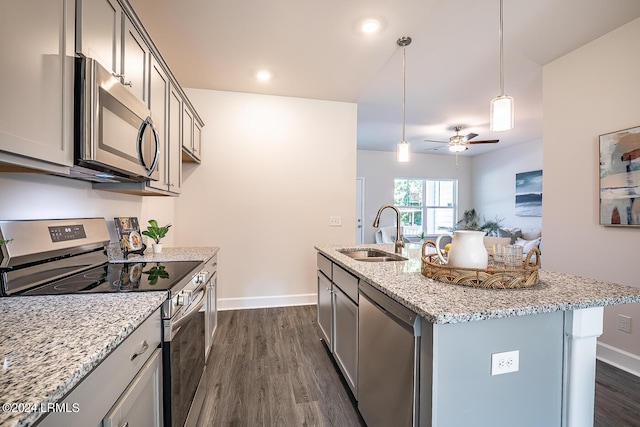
[315,243,640,427]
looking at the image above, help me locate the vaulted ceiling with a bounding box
[129,0,640,156]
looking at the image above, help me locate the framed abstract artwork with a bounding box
[599,126,640,226]
[515,170,543,217]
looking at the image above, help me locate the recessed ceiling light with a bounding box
[360,18,381,34]
[256,70,271,82]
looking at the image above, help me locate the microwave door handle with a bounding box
[137,117,160,175]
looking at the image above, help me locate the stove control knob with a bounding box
[176,291,192,306]
[195,272,208,285]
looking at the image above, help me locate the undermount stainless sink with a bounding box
[338,249,408,262]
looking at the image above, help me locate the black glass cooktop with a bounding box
[18,261,201,296]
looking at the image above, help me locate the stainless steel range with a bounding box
[0,218,208,427]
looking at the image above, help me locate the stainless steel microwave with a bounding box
[73,57,159,182]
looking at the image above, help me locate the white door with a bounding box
[356,177,365,244]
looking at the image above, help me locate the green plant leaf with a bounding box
[142,220,171,244]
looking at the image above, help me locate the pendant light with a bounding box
[490,0,514,131]
[396,36,412,162]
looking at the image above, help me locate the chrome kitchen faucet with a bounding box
[372,204,404,254]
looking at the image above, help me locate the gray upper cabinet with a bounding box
[1,0,203,190]
[148,57,169,192]
[77,0,122,75]
[182,105,202,163]
[79,0,148,105]
[148,58,181,194]
[168,83,183,193]
[0,0,74,173]
[122,14,149,104]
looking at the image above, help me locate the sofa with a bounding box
[490,227,542,260]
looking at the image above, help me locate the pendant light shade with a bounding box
[490,95,514,131]
[396,36,412,162]
[397,140,410,161]
[490,0,514,131]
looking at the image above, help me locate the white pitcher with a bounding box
[435,230,488,269]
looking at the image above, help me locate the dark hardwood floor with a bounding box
[197,306,640,427]
[197,305,363,427]
[595,360,640,427]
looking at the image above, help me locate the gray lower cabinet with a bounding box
[103,348,163,427]
[38,308,162,427]
[0,0,74,173]
[317,270,333,347]
[332,284,358,396]
[316,253,358,398]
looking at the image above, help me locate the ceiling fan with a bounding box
[424,126,499,152]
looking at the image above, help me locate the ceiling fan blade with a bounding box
[464,132,479,141]
[468,139,499,144]
[423,139,448,144]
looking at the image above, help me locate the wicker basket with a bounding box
[421,240,541,289]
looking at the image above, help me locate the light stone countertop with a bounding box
[315,243,640,324]
[109,246,219,263]
[0,246,220,427]
[0,292,168,427]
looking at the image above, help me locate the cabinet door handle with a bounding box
[130,340,149,361]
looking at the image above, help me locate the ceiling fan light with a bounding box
[448,144,467,153]
[490,95,514,131]
[397,140,411,162]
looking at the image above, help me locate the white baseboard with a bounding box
[218,293,316,311]
[596,341,640,377]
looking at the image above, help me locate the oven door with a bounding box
[163,286,206,427]
[78,57,160,181]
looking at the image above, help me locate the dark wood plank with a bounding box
[595,360,640,427]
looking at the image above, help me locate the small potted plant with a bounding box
[0,238,12,247]
[141,219,171,254]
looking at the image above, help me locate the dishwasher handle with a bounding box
[359,281,417,330]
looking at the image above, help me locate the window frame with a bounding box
[393,177,458,236]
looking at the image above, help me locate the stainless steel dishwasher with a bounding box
[358,281,421,427]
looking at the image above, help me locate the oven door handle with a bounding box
[171,289,205,332]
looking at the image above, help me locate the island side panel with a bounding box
[420,311,564,427]
[562,307,604,427]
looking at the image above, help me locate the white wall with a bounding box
[471,139,543,230]
[543,18,640,364]
[356,150,473,243]
[177,89,357,309]
[0,173,175,244]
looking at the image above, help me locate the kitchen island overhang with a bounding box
[315,243,640,427]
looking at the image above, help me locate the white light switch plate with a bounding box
[329,216,342,227]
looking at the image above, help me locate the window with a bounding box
[393,178,457,235]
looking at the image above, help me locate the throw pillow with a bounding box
[498,228,522,244]
[521,229,542,240]
[515,237,541,256]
